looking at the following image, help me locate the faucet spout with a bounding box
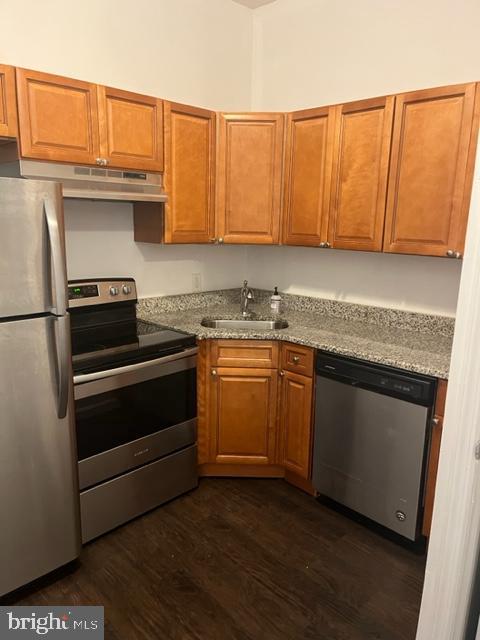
[240,280,254,316]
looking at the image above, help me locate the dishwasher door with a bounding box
[313,375,430,540]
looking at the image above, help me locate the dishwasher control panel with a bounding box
[316,351,436,406]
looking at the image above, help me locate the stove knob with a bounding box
[109,286,119,296]
[122,285,132,295]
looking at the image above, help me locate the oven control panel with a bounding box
[68,278,137,308]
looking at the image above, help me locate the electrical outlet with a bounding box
[192,273,202,292]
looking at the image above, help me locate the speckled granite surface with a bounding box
[137,289,454,379]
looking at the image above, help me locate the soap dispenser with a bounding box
[270,287,282,315]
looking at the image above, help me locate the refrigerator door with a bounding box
[0,177,67,318]
[0,314,81,596]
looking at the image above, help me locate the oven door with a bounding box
[73,347,197,490]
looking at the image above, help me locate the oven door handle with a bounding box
[73,346,198,385]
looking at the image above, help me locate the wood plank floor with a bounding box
[7,478,425,639]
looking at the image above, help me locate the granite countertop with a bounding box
[137,289,454,379]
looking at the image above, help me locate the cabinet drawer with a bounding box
[281,343,314,377]
[210,340,279,369]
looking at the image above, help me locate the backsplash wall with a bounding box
[245,245,462,317]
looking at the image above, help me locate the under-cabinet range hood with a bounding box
[0,142,167,203]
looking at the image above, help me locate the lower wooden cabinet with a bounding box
[278,369,313,479]
[423,380,447,536]
[210,367,278,465]
[198,339,315,488]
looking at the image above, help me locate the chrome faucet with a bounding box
[240,280,254,316]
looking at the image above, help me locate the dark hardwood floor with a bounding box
[8,479,425,639]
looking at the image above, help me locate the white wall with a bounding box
[0,0,253,297]
[246,0,480,315]
[0,0,253,111]
[64,201,248,298]
[245,246,462,316]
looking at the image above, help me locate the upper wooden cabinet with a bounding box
[16,68,100,165]
[0,65,18,138]
[216,112,285,244]
[283,106,336,246]
[16,68,163,171]
[163,101,215,243]
[97,85,163,171]
[384,83,479,257]
[328,96,394,252]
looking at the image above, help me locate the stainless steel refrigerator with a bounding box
[0,177,81,596]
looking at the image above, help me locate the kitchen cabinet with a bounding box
[16,68,100,165]
[329,96,394,252]
[283,106,336,246]
[0,65,17,138]
[216,113,284,244]
[384,83,479,258]
[209,366,278,466]
[16,68,163,171]
[279,369,313,480]
[97,85,163,171]
[198,340,315,489]
[163,101,216,243]
[423,380,447,537]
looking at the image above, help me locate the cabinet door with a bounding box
[163,101,215,243]
[97,85,163,171]
[279,370,313,479]
[0,65,17,138]
[216,113,284,244]
[384,83,479,257]
[210,367,278,465]
[16,68,100,164]
[423,380,447,536]
[328,96,394,252]
[283,106,336,246]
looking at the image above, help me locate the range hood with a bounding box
[0,142,167,203]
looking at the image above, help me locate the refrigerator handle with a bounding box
[55,315,70,419]
[44,196,67,316]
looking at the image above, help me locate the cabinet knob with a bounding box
[454,251,462,259]
[432,416,440,427]
[292,356,300,364]
[446,249,454,257]
[279,370,285,377]
[217,237,224,244]
[96,157,108,167]
[211,369,217,377]
[324,242,331,248]
[319,241,326,248]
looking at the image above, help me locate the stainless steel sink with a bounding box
[201,318,289,330]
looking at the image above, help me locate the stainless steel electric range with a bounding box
[69,278,198,543]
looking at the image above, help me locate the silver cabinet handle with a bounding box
[96,157,108,166]
[279,370,285,377]
[454,251,462,259]
[432,416,441,427]
[217,237,224,244]
[319,242,326,248]
[324,242,331,248]
[44,195,67,316]
[446,249,454,257]
[55,315,70,419]
[211,369,217,376]
[292,356,300,364]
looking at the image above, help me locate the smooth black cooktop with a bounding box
[71,317,196,375]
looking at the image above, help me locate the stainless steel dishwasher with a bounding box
[312,352,437,540]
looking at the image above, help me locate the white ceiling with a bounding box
[231,0,277,9]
